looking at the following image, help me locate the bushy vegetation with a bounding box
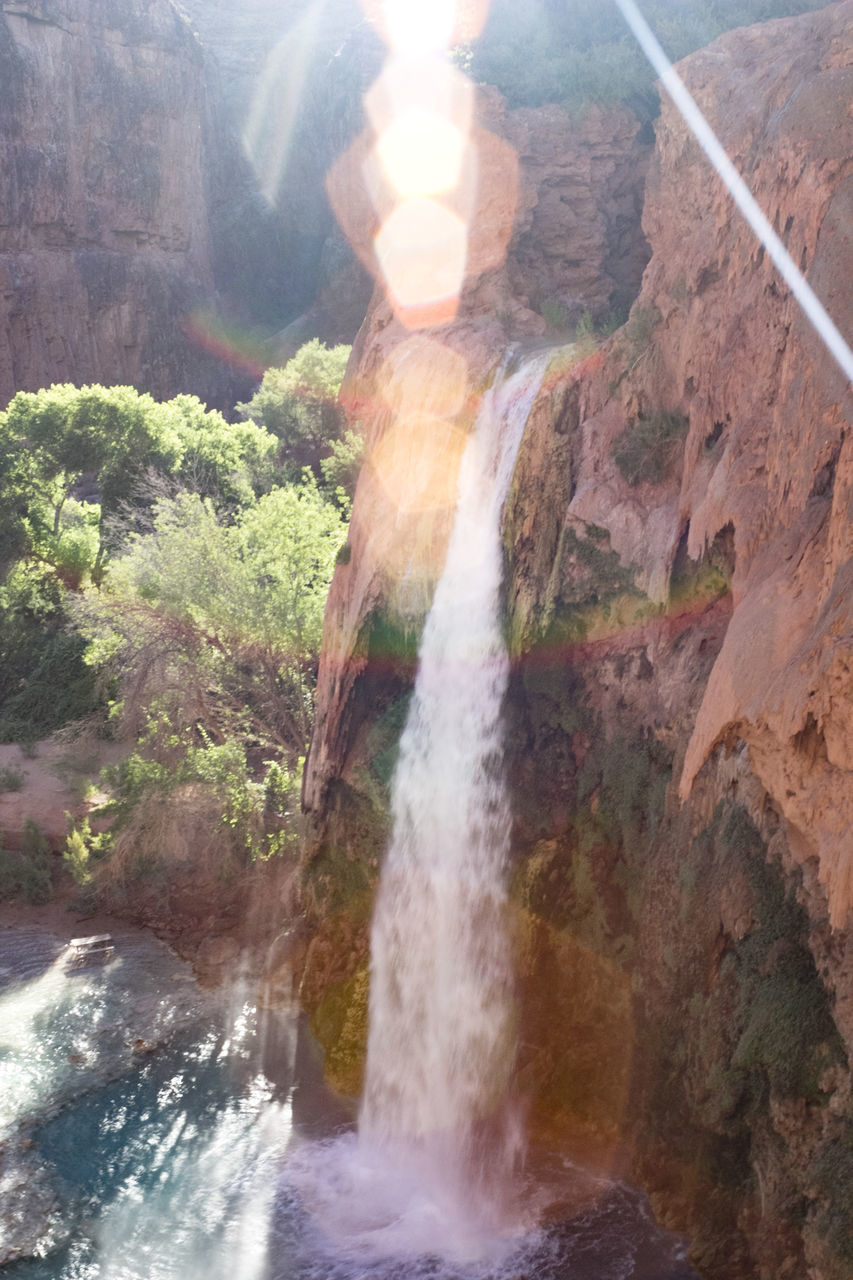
[0,381,282,741]
[0,819,52,904]
[74,483,345,756]
[466,0,830,119]
[611,409,688,486]
[0,342,357,898]
[237,339,360,504]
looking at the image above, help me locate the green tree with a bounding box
[75,483,346,754]
[467,0,827,118]
[0,383,278,581]
[237,340,357,492]
[67,481,345,885]
[162,393,277,508]
[0,382,280,741]
[0,561,98,742]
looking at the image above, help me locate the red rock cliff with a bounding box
[0,0,235,407]
[302,5,853,1277]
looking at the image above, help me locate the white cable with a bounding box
[613,0,853,386]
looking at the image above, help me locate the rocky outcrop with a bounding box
[497,96,651,324]
[301,4,853,1277]
[0,0,252,408]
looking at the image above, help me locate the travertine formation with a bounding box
[303,5,853,1276]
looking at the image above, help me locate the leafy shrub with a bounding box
[575,309,595,339]
[540,299,570,330]
[320,427,365,509]
[623,305,660,353]
[0,819,52,904]
[64,819,97,886]
[75,483,346,755]
[82,734,303,882]
[611,410,688,486]
[0,765,24,792]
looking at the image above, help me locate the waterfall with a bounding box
[357,351,550,1241]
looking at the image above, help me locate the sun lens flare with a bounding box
[375,198,468,327]
[375,109,467,199]
[365,55,474,140]
[242,9,321,205]
[369,411,468,515]
[378,0,458,55]
[378,336,469,420]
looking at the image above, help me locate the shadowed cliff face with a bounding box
[0,0,241,408]
[302,4,853,1277]
[179,0,379,347]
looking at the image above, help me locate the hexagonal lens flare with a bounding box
[365,55,474,141]
[378,336,469,420]
[374,198,468,327]
[376,108,467,198]
[369,411,468,515]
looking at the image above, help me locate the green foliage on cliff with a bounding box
[681,803,846,1106]
[652,802,849,1248]
[467,0,830,118]
[719,806,845,1103]
[611,410,689,486]
[70,733,304,885]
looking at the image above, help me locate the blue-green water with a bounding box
[0,927,697,1280]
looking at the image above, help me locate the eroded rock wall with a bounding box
[300,4,853,1277]
[503,5,853,1269]
[0,0,238,407]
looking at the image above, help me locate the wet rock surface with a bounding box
[300,4,853,1276]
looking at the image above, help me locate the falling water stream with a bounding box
[359,353,548,1224]
[1,354,697,1279]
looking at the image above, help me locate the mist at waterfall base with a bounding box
[2,356,696,1280]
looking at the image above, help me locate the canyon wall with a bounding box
[0,0,241,408]
[299,4,853,1277]
[0,0,381,411]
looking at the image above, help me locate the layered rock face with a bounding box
[301,4,853,1277]
[0,0,237,408]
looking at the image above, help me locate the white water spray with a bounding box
[355,352,549,1243]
